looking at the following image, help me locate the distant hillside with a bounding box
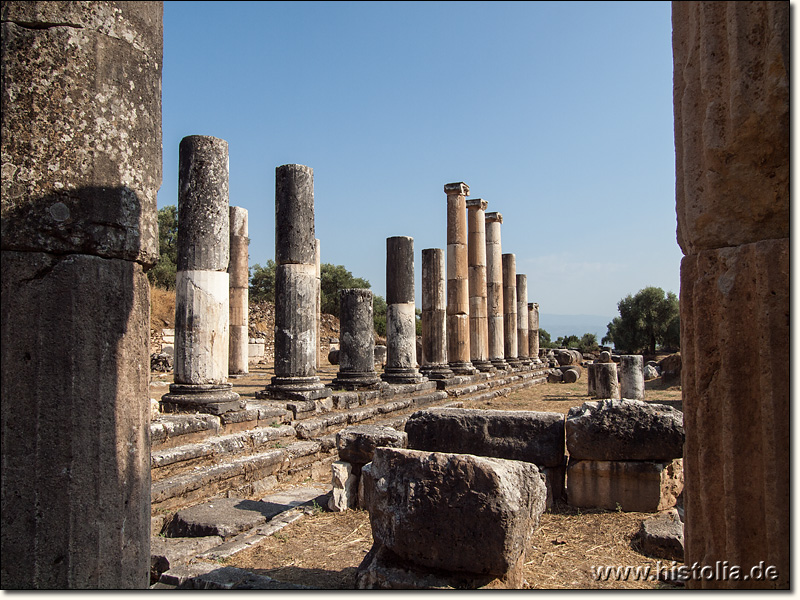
[538,313,614,344]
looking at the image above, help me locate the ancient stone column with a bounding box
[528,302,540,364]
[673,2,789,589]
[619,355,644,401]
[382,236,426,384]
[466,198,494,372]
[485,212,508,370]
[228,206,249,377]
[331,289,381,390]
[445,182,477,375]
[502,254,520,367]
[593,362,620,400]
[264,165,331,402]
[420,248,454,380]
[315,238,322,370]
[516,273,531,366]
[1,2,161,588]
[161,137,241,415]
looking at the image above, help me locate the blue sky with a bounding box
[159,1,682,331]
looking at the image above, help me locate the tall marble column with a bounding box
[466,198,494,372]
[673,1,789,588]
[1,2,161,588]
[162,136,242,415]
[382,236,426,384]
[228,206,249,377]
[331,289,381,390]
[264,165,331,402]
[516,273,531,366]
[485,212,508,370]
[528,302,540,364]
[420,248,454,380]
[502,253,520,367]
[445,182,477,375]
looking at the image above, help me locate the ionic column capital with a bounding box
[444,182,470,197]
[466,198,488,211]
[485,211,503,224]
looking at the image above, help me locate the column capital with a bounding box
[444,182,470,196]
[466,198,488,211]
[485,211,503,224]
[529,302,539,310]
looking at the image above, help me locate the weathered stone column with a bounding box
[1,2,161,588]
[445,182,477,375]
[228,206,249,377]
[420,248,454,380]
[516,273,531,366]
[382,236,426,384]
[466,198,494,372]
[161,136,241,415]
[619,355,644,400]
[528,302,540,364]
[593,363,620,400]
[331,289,381,390]
[502,254,520,367]
[315,238,322,370]
[264,165,331,402]
[673,1,789,589]
[485,212,508,370]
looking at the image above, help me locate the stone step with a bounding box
[151,424,297,482]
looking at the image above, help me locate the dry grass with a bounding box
[222,376,684,589]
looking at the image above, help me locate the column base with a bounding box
[331,371,383,391]
[420,364,455,380]
[161,383,244,415]
[490,358,511,371]
[259,376,333,402]
[505,358,523,369]
[449,361,478,376]
[471,359,497,373]
[381,368,427,385]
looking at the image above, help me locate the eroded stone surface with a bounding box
[336,425,408,465]
[361,447,546,577]
[566,399,684,461]
[405,407,566,467]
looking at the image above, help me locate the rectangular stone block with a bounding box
[566,459,683,513]
[406,408,566,467]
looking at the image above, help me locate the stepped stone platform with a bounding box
[149,360,551,587]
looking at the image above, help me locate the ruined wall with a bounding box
[1,1,162,588]
[672,1,789,589]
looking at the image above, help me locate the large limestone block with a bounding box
[328,461,358,512]
[680,238,789,587]
[566,459,683,513]
[405,408,566,468]
[336,425,408,466]
[1,2,161,265]
[566,399,684,461]
[361,448,546,577]
[673,1,789,255]
[633,508,684,562]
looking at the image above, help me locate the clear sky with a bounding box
[159,1,682,325]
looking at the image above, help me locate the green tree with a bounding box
[539,329,556,349]
[555,334,580,348]
[147,205,179,289]
[373,294,387,337]
[604,286,680,354]
[249,260,277,303]
[577,333,600,354]
[320,263,370,317]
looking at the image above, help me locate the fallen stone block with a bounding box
[633,508,684,561]
[336,424,408,465]
[405,407,566,467]
[329,460,358,512]
[566,458,684,512]
[150,535,223,584]
[161,498,284,539]
[361,447,546,578]
[566,399,684,461]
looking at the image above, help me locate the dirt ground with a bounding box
[221,377,684,590]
